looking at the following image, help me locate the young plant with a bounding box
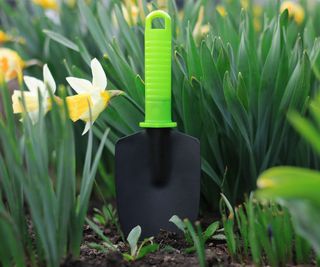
[122,225,159,261]
[169,215,224,246]
[86,222,159,262]
[92,204,125,241]
[169,215,224,267]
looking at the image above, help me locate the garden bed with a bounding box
[63,224,229,267]
[62,222,316,267]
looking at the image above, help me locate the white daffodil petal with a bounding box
[43,64,56,93]
[82,121,92,135]
[66,77,94,94]
[91,58,107,90]
[24,76,46,96]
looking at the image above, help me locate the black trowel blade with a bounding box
[115,129,200,238]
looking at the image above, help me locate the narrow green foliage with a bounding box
[221,195,313,266]
[256,95,320,257]
[184,220,206,267]
[0,86,108,266]
[170,215,224,266]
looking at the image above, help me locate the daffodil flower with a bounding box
[66,58,122,135]
[216,5,227,17]
[32,0,58,10]
[280,1,305,25]
[12,64,57,124]
[0,48,25,83]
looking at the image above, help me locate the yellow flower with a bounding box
[0,48,25,84]
[32,0,58,10]
[216,5,227,17]
[253,4,263,17]
[241,0,249,10]
[12,64,57,124]
[66,58,123,135]
[122,4,140,26]
[0,30,12,44]
[280,1,305,25]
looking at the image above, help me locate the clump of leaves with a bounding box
[169,215,224,248]
[92,204,125,241]
[220,194,313,266]
[93,204,117,226]
[169,215,224,267]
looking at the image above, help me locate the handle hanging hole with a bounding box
[151,17,165,29]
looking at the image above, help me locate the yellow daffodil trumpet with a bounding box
[66,58,123,135]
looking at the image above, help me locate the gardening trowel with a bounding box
[115,10,200,238]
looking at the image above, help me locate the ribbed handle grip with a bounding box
[140,10,177,128]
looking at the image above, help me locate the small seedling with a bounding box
[92,204,125,241]
[93,204,116,226]
[123,225,159,261]
[169,216,224,267]
[87,220,159,262]
[169,215,225,247]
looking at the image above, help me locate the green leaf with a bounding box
[78,0,107,54]
[288,111,320,156]
[185,220,206,267]
[86,218,116,250]
[256,167,320,207]
[203,221,219,242]
[201,158,222,187]
[282,200,320,257]
[123,253,134,261]
[43,29,79,52]
[137,243,159,259]
[169,215,186,233]
[127,225,141,256]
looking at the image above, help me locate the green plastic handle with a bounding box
[140,10,177,128]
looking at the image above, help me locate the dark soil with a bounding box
[60,207,316,267]
[61,215,232,267]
